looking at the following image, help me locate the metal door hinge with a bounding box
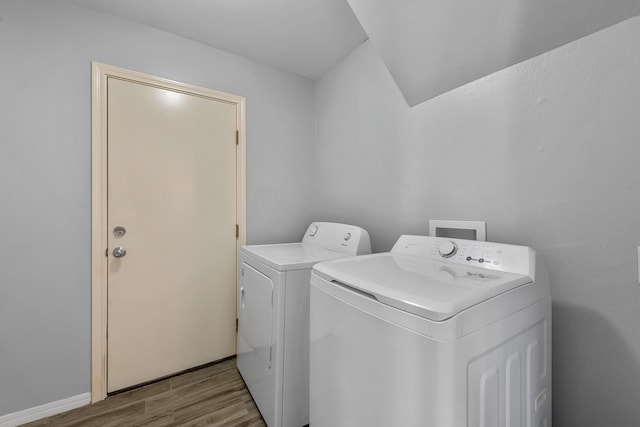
[236,318,238,332]
[236,130,239,145]
[236,224,239,238]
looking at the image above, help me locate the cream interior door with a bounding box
[106,77,237,392]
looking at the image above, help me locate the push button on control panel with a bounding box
[465,253,499,265]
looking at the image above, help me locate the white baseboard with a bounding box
[0,393,91,427]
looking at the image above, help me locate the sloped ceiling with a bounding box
[346,0,640,105]
[71,0,368,80]
[72,0,640,105]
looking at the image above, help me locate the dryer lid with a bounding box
[241,243,348,271]
[312,253,533,321]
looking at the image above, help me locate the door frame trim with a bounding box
[91,62,246,402]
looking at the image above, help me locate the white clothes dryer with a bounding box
[238,222,371,427]
[310,235,551,427]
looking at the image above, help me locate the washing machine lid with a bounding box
[312,253,533,321]
[241,243,348,271]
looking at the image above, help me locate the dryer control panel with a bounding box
[391,235,534,276]
[302,222,372,256]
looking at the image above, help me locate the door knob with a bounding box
[112,246,127,258]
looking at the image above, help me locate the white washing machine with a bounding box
[310,235,551,427]
[238,222,371,427]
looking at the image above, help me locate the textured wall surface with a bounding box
[314,17,640,426]
[0,0,314,416]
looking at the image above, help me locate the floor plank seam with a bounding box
[20,358,265,427]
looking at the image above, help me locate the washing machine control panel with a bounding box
[391,235,533,276]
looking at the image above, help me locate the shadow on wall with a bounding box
[553,301,640,426]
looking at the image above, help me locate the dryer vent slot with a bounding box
[331,280,378,301]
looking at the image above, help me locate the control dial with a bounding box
[438,241,458,258]
[309,224,319,236]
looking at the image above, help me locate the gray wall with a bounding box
[0,0,315,416]
[314,17,640,427]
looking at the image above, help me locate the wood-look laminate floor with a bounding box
[23,358,266,427]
